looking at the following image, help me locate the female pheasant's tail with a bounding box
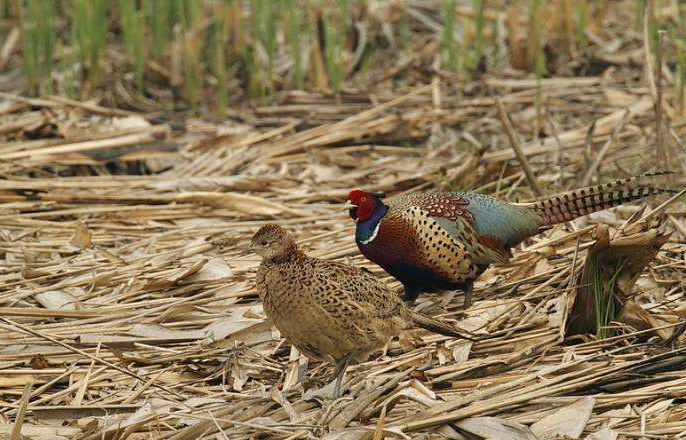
[532,172,677,226]
[405,309,478,341]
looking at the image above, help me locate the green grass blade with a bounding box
[441,0,457,73]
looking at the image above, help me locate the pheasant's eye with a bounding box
[261,240,268,246]
[360,197,366,202]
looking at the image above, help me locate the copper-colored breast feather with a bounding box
[359,211,431,277]
[376,203,479,286]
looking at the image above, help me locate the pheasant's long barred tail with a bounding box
[533,173,676,226]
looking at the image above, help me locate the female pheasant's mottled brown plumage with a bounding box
[251,224,472,396]
[347,172,676,306]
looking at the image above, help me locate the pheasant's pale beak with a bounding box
[343,200,355,211]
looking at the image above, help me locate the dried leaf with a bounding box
[320,428,372,440]
[148,176,276,192]
[21,266,51,279]
[155,304,197,323]
[455,416,536,440]
[434,425,470,440]
[144,258,207,289]
[129,323,205,339]
[149,250,183,268]
[619,300,673,340]
[0,374,36,387]
[604,89,638,107]
[34,290,78,311]
[70,219,91,248]
[129,305,265,343]
[270,386,300,421]
[187,257,232,282]
[174,191,301,216]
[320,427,410,440]
[584,427,618,440]
[230,362,249,392]
[283,346,308,391]
[111,115,151,130]
[451,342,472,362]
[530,396,595,439]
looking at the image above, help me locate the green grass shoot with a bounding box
[119,0,146,91]
[72,0,108,95]
[17,0,56,96]
[472,0,485,74]
[441,0,458,73]
[285,0,305,89]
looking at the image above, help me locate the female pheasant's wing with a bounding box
[311,260,402,318]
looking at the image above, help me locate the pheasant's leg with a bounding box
[403,285,420,304]
[380,341,390,357]
[463,280,474,309]
[332,353,354,398]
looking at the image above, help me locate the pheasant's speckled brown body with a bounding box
[251,224,470,383]
[348,173,675,304]
[257,253,405,364]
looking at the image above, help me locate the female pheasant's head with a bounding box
[251,224,300,262]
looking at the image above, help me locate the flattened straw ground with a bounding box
[1,7,686,438]
[0,80,683,439]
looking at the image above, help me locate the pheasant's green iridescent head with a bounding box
[346,189,387,222]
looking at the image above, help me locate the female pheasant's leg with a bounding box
[332,353,354,398]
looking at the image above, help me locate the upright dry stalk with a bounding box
[655,29,666,169]
[545,98,566,186]
[641,2,671,174]
[495,98,542,197]
[582,109,631,186]
[10,384,31,440]
[563,0,574,57]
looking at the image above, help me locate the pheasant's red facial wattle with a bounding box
[348,189,375,221]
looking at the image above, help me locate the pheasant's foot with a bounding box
[402,286,420,304]
[462,281,474,309]
[332,353,354,399]
[380,341,391,358]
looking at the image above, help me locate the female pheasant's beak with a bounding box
[343,200,355,211]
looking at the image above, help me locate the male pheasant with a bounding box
[251,223,473,397]
[346,173,675,306]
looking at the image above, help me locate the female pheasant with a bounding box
[346,173,675,306]
[252,224,473,397]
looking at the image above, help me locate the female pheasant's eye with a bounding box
[261,240,268,246]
